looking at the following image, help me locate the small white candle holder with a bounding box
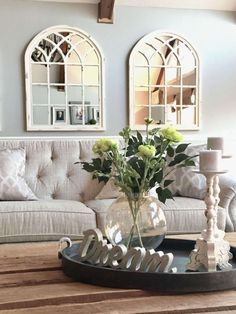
[186,170,233,272]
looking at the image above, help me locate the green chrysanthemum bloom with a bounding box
[92,139,117,154]
[160,127,183,143]
[138,144,156,158]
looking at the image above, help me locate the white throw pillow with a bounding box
[166,144,207,200]
[0,148,37,201]
[96,180,122,199]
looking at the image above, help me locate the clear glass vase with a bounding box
[105,194,167,250]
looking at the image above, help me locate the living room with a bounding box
[1,0,236,312]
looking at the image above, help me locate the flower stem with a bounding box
[127,196,144,249]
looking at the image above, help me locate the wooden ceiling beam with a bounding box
[98,0,115,24]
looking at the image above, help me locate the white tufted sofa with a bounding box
[0,139,236,243]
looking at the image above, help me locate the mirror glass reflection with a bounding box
[26,26,104,130]
[130,32,199,130]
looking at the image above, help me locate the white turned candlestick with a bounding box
[199,150,222,172]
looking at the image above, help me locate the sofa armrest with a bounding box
[219,175,236,231]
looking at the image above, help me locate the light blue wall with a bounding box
[0,0,236,139]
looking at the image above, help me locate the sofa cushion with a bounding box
[96,180,122,199]
[0,148,37,201]
[166,144,207,199]
[0,140,103,202]
[85,196,226,234]
[0,200,96,243]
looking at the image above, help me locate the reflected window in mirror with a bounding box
[129,32,200,130]
[25,25,105,131]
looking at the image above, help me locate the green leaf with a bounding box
[167,145,174,157]
[92,158,102,169]
[184,159,196,167]
[155,169,163,184]
[137,131,143,143]
[168,153,189,166]
[156,187,173,203]
[164,179,174,188]
[175,143,190,153]
[81,163,95,172]
[128,157,145,178]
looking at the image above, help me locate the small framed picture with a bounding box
[69,106,83,125]
[52,107,66,124]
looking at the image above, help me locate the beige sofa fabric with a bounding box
[0,200,96,243]
[85,197,226,235]
[0,140,103,202]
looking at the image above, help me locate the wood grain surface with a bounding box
[0,233,236,313]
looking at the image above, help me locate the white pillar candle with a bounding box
[199,150,222,172]
[207,137,224,155]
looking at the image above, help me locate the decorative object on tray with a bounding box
[187,145,233,272]
[78,118,196,250]
[59,229,176,273]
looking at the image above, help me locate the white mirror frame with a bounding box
[129,31,200,131]
[25,25,105,131]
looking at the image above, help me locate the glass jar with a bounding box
[105,194,167,250]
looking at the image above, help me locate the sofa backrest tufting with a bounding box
[0,139,103,201]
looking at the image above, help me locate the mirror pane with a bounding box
[166,67,181,85]
[50,86,66,104]
[166,52,179,66]
[151,106,165,125]
[69,34,84,45]
[85,49,99,64]
[150,67,164,86]
[31,47,47,63]
[183,68,196,85]
[183,87,195,106]
[150,52,164,67]
[134,67,148,86]
[167,87,180,105]
[133,51,148,66]
[135,106,149,125]
[178,43,195,67]
[76,40,93,60]
[151,88,164,105]
[33,106,49,125]
[84,86,99,104]
[49,64,63,84]
[67,50,81,63]
[67,65,82,84]
[85,106,100,124]
[135,87,149,106]
[32,64,47,84]
[32,85,48,104]
[67,86,82,103]
[181,106,196,125]
[84,66,99,85]
[143,42,157,61]
[166,106,178,124]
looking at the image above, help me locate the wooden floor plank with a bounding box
[0,256,60,273]
[0,270,72,288]
[0,242,59,258]
[1,292,236,313]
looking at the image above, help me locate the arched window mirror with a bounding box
[25,25,105,131]
[129,31,200,130]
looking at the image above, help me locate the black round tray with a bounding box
[60,238,236,293]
